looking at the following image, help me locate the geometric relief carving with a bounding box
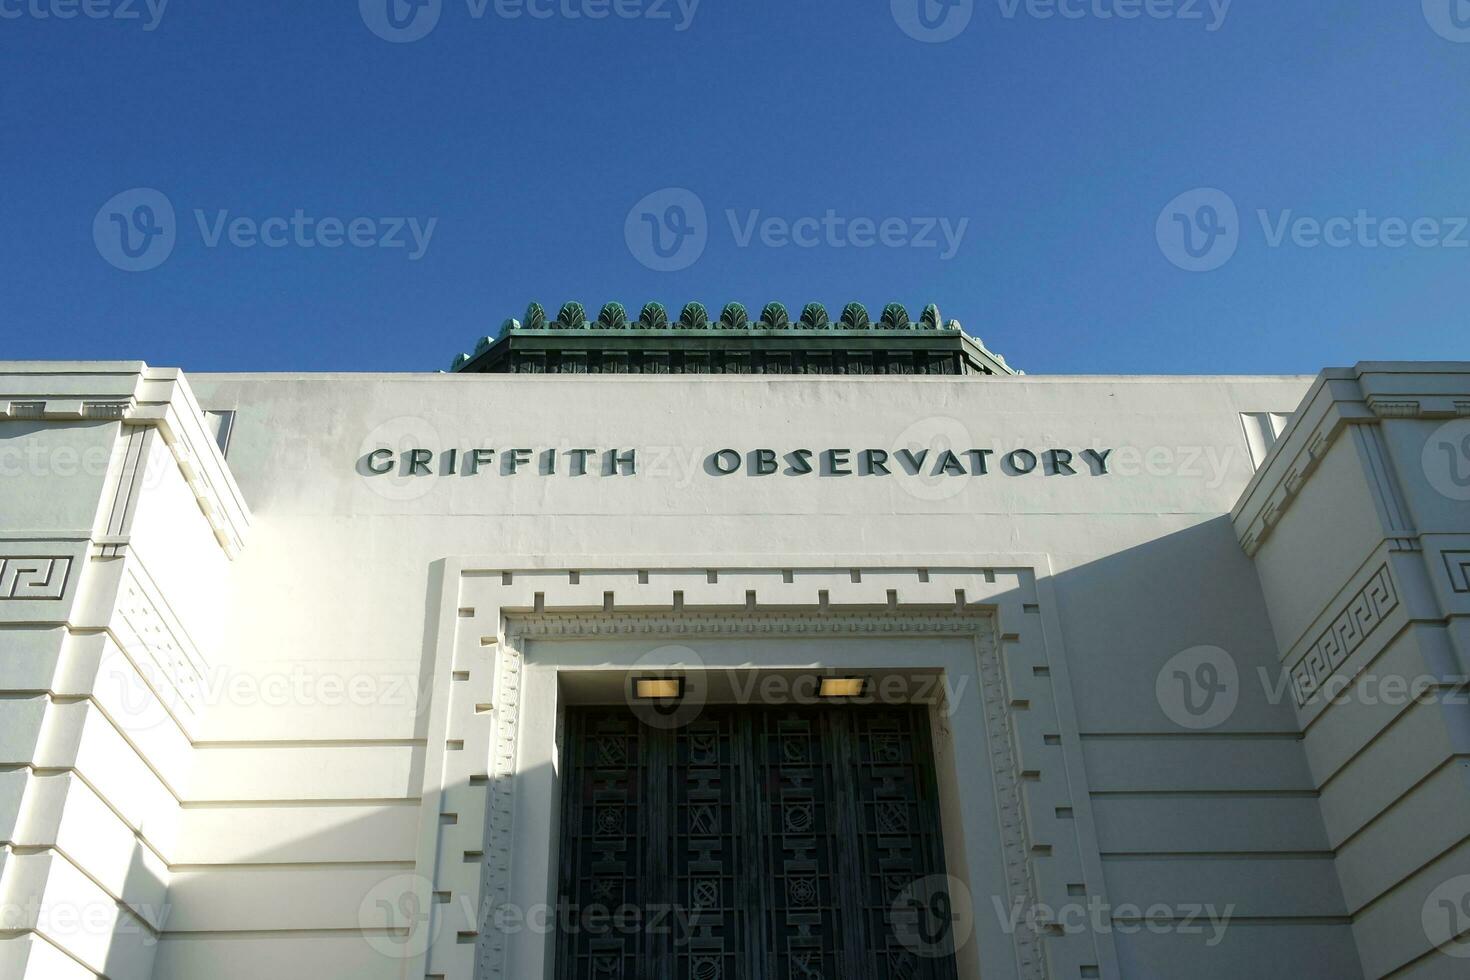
[470,594,1051,980]
[1444,551,1470,594]
[1289,564,1400,707]
[0,556,72,599]
[115,572,206,717]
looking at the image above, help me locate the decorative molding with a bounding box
[113,566,208,723]
[458,599,1046,980]
[1288,565,1400,707]
[1444,551,1470,594]
[0,398,135,420]
[1366,394,1470,419]
[0,556,73,599]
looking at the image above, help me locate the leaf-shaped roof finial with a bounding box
[637,302,669,329]
[597,302,629,330]
[879,304,910,330]
[678,302,711,329]
[718,303,749,330]
[524,302,547,331]
[799,303,830,330]
[839,303,871,330]
[555,302,587,329]
[449,352,471,371]
[758,302,790,330]
[919,304,942,330]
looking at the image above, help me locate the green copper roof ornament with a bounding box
[879,304,910,330]
[637,302,669,330]
[839,303,871,330]
[758,302,790,330]
[799,303,830,330]
[678,302,711,330]
[474,335,495,354]
[499,318,520,336]
[597,302,629,330]
[718,303,749,330]
[555,302,587,330]
[523,302,547,331]
[450,352,471,371]
[919,304,942,331]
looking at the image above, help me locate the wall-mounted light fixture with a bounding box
[630,676,685,701]
[817,677,869,699]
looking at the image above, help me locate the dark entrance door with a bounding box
[555,704,962,980]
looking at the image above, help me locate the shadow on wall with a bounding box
[138,516,1404,980]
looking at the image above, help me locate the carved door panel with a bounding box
[556,705,960,980]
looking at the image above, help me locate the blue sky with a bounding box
[2,1,1467,374]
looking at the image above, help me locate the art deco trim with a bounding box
[465,601,1049,980]
[1444,551,1470,594]
[1288,565,1400,707]
[0,556,73,599]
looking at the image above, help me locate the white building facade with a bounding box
[1,315,1467,979]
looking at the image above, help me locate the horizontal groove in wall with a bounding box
[1107,914,1353,926]
[18,765,173,869]
[14,924,103,978]
[1348,831,1470,921]
[168,860,417,872]
[179,797,421,809]
[158,928,405,941]
[1330,754,1469,853]
[1079,731,1303,741]
[191,738,426,749]
[1102,851,1335,861]
[1314,697,1458,793]
[1091,790,1320,799]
